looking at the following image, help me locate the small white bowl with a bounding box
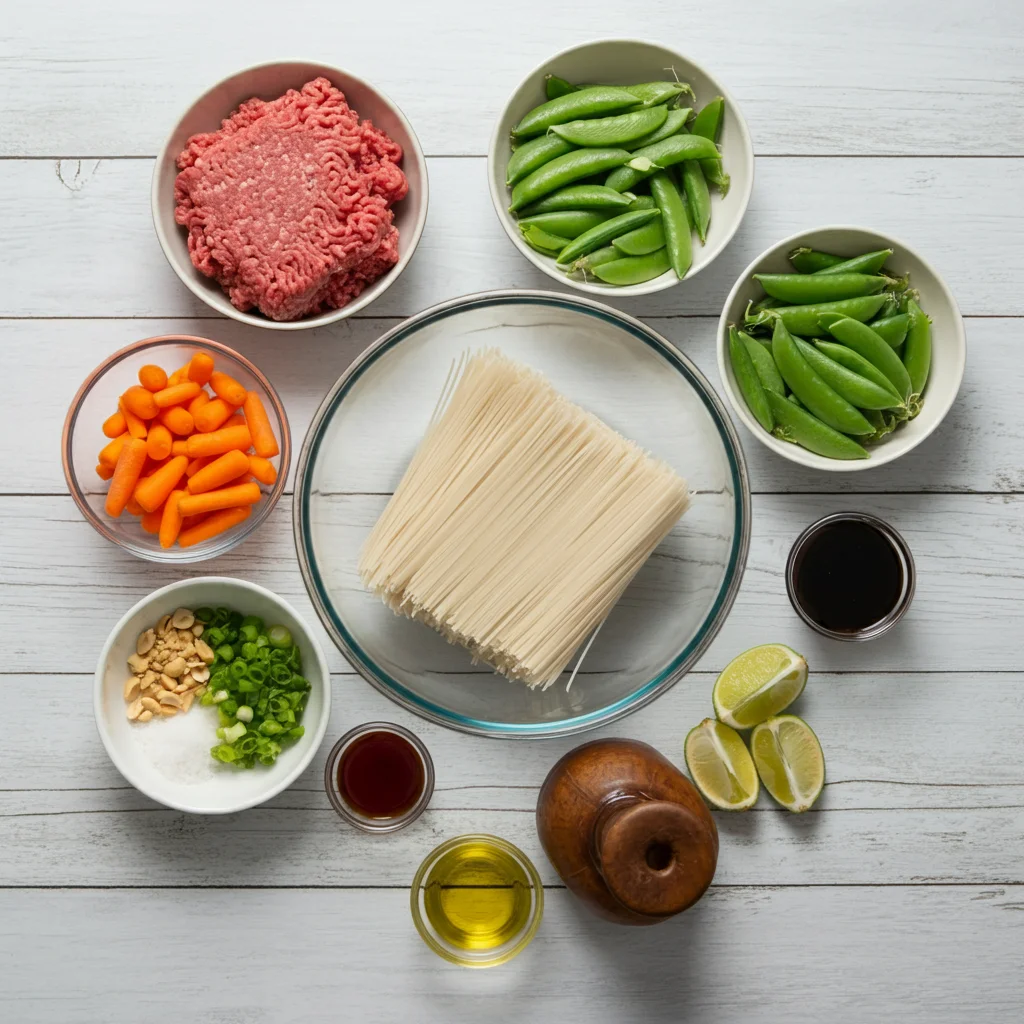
[153,60,428,330]
[717,225,967,472]
[487,39,753,298]
[95,577,331,814]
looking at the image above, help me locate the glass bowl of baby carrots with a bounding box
[62,335,290,562]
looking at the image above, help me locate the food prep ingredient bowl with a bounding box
[294,290,750,737]
[152,60,428,330]
[488,39,754,298]
[95,577,331,814]
[717,225,966,472]
[64,335,290,562]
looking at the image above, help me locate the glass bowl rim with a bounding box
[292,289,751,738]
[62,333,291,563]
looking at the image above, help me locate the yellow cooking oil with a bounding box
[422,838,533,951]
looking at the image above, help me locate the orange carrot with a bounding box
[180,512,209,531]
[140,504,164,534]
[98,431,130,468]
[187,389,211,418]
[248,455,278,486]
[186,449,250,495]
[146,423,173,461]
[178,506,251,548]
[159,490,186,548]
[242,391,280,458]
[153,381,201,409]
[177,481,261,517]
[138,364,168,392]
[167,364,190,386]
[171,440,189,457]
[95,462,114,481]
[186,424,251,458]
[187,352,215,385]
[224,411,247,428]
[133,455,188,513]
[125,495,145,517]
[209,370,248,407]
[105,438,147,517]
[118,396,148,440]
[122,385,159,420]
[185,455,212,478]
[159,405,194,436]
[102,410,127,438]
[193,397,235,433]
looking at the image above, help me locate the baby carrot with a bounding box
[167,364,191,386]
[138,364,168,393]
[187,352,215,385]
[186,455,212,478]
[224,411,247,428]
[159,405,194,436]
[186,424,251,458]
[140,504,164,534]
[177,481,261,517]
[187,389,211,418]
[146,423,173,461]
[118,396,148,440]
[95,462,114,481]
[153,381,201,409]
[159,489,186,548]
[242,391,280,458]
[178,505,251,548]
[99,431,130,468]
[187,449,250,495]
[125,494,145,517]
[102,411,127,438]
[122,385,159,420]
[194,397,235,433]
[105,438,147,517]
[248,455,278,486]
[171,440,189,457]
[134,455,188,513]
[210,370,248,407]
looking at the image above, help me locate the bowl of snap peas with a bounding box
[717,226,966,472]
[488,39,754,296]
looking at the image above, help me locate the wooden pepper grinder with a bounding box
[536,738,718,925]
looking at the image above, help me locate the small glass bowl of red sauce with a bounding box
[324,722,434,833]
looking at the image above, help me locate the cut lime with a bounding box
[750,714,825,813]
[684,718,759,811]
[712,643,808,729]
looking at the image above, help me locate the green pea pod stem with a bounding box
[545,74,578,100]
[862,408,899,444]
[550,105,668,147]
[729,326,774,432]
[517,209,612,238]
[519,185,636,214]
[612,218,666,255]
[754,273,889,304]
[681,158,711,245]
[738,329,785,395]
[622,81,693,107]
[745,293,889,337]
[510,148,634,211]
[569,245,620,274]
[788,247,844,273]
[629,107,691,148]
[902,298,932,415]
[513,86,641,138]
[767,391,869,460]
[690,97,729,195]
[771,319,873,435]
[819,315,913,401]
[506,135,575,187]
[649,170,692,279]
[520,224,571,256]
[813,249,893,276]
[813,340,904,404]
[604,134,719,192]
[556,208,661,266]
[869,313,910,347]
[592,248,671,286]
[794,337,905,411]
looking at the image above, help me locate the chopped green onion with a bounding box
[211,689,230,704]
[216,644,234,663]
[223,722,247,744]
[267,625,293,649]
[236,705,254,723]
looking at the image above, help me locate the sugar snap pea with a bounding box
[629,195,657,210]
[506,135,575,187]
[517,210,612,238]
[794,337,904,411]
[519,184,635,214]
[819,315,912,401]
[738,329,785,395]
[902,298,931,412]
[690,97,729,195]
[556,208,660,266]
[754,273,889,304]
[746,293,889,337]
[545,74,578,100]
[649,170,691,279]
[862,408,899,444]
[592,248,671,286]
[612,218,665,256]
[771,319,873,435]
[520,224,571,256]
[767,391,869,460]
[551,105,668,147]
[813,249,893,276]
[513,86,641,138]
[788,247,845,273]
[813,340,904,403]
[681,156,711,245]
[869,313,910,347]
[621,81,692,107]
[729,326,773,432]
[629,107,691,148]
[510,148,634,211]
[569,245,620,274]
[605,134,719,192]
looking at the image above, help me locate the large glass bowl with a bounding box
[294,291,750,737]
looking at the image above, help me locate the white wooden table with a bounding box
[3,2,1023,1020]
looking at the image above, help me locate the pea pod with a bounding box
[902,298,932,413]
[551,105,668,147]
[869,313,910,348]
[519,185,636,215]
[629,195,657,210]
[612,218,665,256]
[512,86,641,138]
[681,156,711,245]
[604,134,719,192]
[506,135,575,187]
[556,208,661,266]
[771,319,873,435]
[754,272,889,304]
[745,293,889,337]
[520,224,571,256]
[620,81,692,107]
[819,315,913,401]
[630,107,691,148]
[862,408,899,445]
[813,340,904,404]
[813,249,893,276]
[517,209,612,238]
[569,245,620,274]
[738,329,785,395]
[794,337,905,411]
[545,74,578,100]
[787,393,805,408]
[649,170,691,279]
[729,326,773,432]
[690,97,729,195]
[788,247,844,273]
[593,248,671,286]
[767,391,869,460]
[510,148,634,211]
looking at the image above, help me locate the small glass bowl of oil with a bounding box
[410,834,544,967]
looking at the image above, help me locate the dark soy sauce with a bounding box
[337,730,425,819]
[793,519,903,633]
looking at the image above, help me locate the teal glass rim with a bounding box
[292,289,751,738]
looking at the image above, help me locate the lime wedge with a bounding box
[684,718,759,811]
[713,643,808,729]
[750,715,825,813]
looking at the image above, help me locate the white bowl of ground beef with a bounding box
[153,61,428,330]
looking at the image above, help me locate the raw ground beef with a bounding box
[174,78,408,321]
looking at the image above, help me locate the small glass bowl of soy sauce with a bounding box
[786,512,916,642]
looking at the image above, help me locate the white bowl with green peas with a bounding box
[717,226,966,472]
[487,39,753,296]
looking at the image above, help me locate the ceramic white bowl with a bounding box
[152,60,428,330]
[717,225,966,472]
[487,39,753,298]
[95,577,331,813]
